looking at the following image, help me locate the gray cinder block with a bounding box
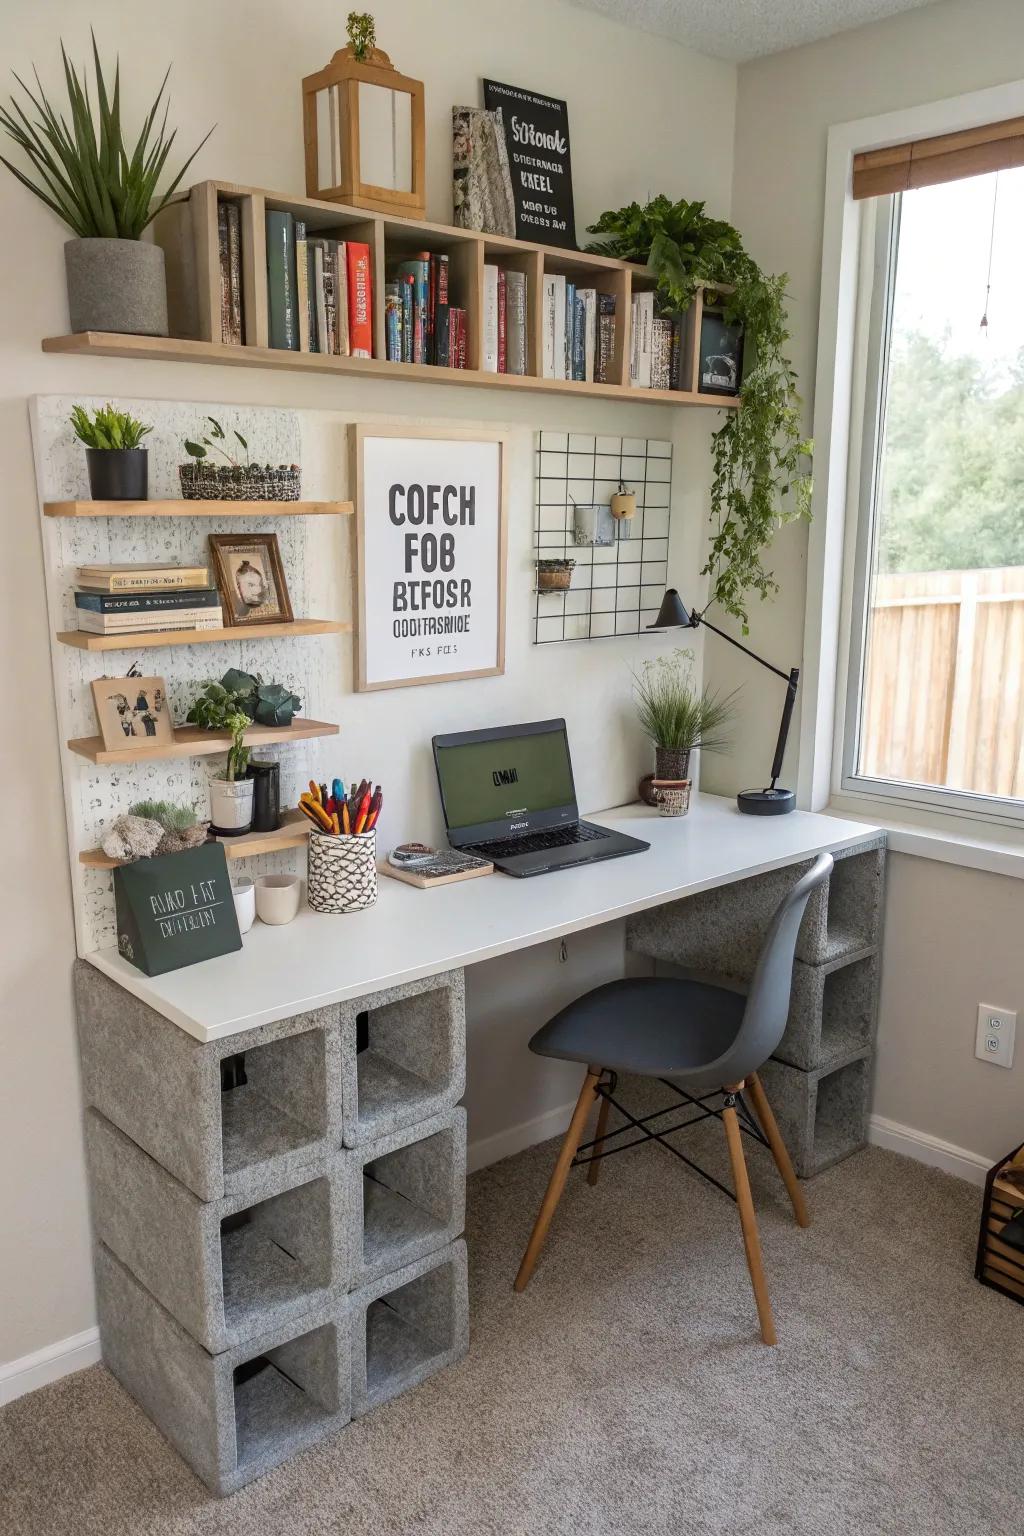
[776,949,881,1071]
[341,970,466,1149]
[85,1109,354,1353]
[75,961,344,1200]
[95,1242,352,1496]
[350,1240,469,1418]
[354,1108,466,1287]
[758,1052,872,1177]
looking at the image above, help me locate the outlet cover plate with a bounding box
[976,1003,1016,1068]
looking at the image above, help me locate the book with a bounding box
[426,253,437,362]
[397,254,428,364]
[506,270,527,376]
[433,253,450,366]
[542,274,567,380]
[596,293,616,383]
[75,588,220,614]
[217,202,230,344]
[76,610,224,635]
[385,281,402,362]
[565,282,576,380]
[497,268,508,373]
[630,291,654,388]
[313,243,327,354]
[347,242,373,358]
[448,308,467,368]
[579,290,597,382]
[651,317,674,390]
[77,564,209,593]
[401,275,414,363]
[572,290,586,382]
[295,220,310,352]
[266,210,298,350]
[482,263,500,373]
[669,319,683,391]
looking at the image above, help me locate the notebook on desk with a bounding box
[432,718,649,877]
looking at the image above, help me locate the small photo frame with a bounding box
[698,310,744,396]
[92,676,175,751]
[209,533,293,627]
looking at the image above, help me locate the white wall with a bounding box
[709,0,1024,1162]
[0,1,735,1370]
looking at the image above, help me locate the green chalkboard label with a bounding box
[113,843,242,976]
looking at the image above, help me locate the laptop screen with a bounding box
[433,721,578,842]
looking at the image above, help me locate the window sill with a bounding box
[825,794,1024,881]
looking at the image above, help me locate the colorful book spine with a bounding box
[347,242,372,358]
[401,275,414,363]
[218,202,230,343]
[669,319,683,390]
[651,317,673,390]
[433,254,450,366]
[265,209,298,350]
[397,255,428,364]
[453,309,467,368]
[482,263,499,373]
[305,242,319,352]
[596,293,616,383]
[322,243,337,354]
[497,267,507,374]
[295,221,309,353]
[580,289,597,382]
[75,588,220,614]
[630,292,654,387]
[312,243,327,354]
[506,271,527,376]
[77,568,209,593]
[572,291,586,381]
[385,282,402,362]
[334,241,349,355]
[565,281,576,381]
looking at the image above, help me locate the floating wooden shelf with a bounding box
[79,808,311,868]
[45,499,353,518]
[67,716,338,765]
[57,618,350,651]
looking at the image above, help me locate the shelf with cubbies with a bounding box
[43,179,741,409]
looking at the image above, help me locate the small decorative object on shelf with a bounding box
[301,13,425,220]
[113,843,241,975]
[126,799,207,854]
[91,674,174,752]
[482,81,576,249]
[181,418,301,500]
[208,533,294,626]
[698,308,744,397]
[0,35,212,336]
[650,778,692,817]
[633,648,735,807]
[70,404,152,500]
[452,107,515,238]
[247,759,281,833]
[535,558,574,592]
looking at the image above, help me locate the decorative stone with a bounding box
[101,813,164,863]
[64,236,169,336]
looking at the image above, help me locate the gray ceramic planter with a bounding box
[64,238,169,336]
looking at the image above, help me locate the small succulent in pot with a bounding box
[181,417,301,501]
[71,403,152,500]
[219,667,302,728]
[186,680,255,834]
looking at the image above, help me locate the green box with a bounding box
[113,844,242,976]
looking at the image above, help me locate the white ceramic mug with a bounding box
[255,873,303,925]
[231,876,256,934]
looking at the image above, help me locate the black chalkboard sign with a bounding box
[114,843,242,976]
[483,80,576,249]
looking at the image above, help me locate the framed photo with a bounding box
[352,424,508,691]
[92,676,175,751]
[208,533,293,627]
[698,310,744,397]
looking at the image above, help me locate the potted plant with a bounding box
[186,681,255,835]
[535,558,575,591]
[0,36,213,336]
[181,418,302,501]
[633,647,736,804]
[70,404,152,499]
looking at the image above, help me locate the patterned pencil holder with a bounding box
[651,779,691,817]
[307,828,377,913]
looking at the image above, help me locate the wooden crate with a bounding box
[975,1142,1024,1305]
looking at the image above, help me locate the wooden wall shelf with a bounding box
[79,809,311,868]
[57,618,349,651]
[67,716,338,765]
[41,179,741,410]
[45,499,353,518]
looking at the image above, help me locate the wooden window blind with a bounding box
[852,116,1024,200]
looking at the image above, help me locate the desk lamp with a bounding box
[648,589,798,816]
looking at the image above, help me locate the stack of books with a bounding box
[482,264,527,375]
[265,212,373,358]
[629,292,683,391]
[384,250,468,368]
[74,564,221,637]
[218,201,244,345]
[541,277,616,383]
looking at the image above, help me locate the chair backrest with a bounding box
[728,853,834,1083]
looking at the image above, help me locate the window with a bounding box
[843,166,1024,821]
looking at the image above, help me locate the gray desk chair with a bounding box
[513,853,833,1345]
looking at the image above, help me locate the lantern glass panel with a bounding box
[358,83,413,192]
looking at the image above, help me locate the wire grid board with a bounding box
[533,431,672,643]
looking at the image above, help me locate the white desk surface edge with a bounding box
[85,795,882,1043]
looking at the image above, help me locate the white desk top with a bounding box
[85,795,881,1043]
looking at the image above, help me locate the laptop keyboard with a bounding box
[467,823,609,859]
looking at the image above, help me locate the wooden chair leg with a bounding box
[586,1083,612,1187]
[514,1069,601,1293]
[722,1087,777,1346]
[746,1071,810,1228]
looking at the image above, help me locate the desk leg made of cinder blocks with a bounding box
[74,961,470,1496]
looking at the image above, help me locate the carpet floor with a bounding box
[0,1122,1018,1536]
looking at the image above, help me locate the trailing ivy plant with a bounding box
[587,196,812,630]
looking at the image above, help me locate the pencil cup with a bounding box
[307,828,377,914]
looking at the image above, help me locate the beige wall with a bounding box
[0,1,734,1369]
[708,0,1024,1160]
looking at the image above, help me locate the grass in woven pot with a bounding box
[633,647,737,759]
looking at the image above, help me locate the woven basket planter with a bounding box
[307,828,377,914]
[536,559,575,592]
[178,463,302,501]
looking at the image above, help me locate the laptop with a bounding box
[432,719,649,877]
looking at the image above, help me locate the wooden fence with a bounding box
[861,567,1024,798]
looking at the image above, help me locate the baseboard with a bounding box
[868,1114,991,1186]
[0,1327,101,1407]
[468,1101,574,1174]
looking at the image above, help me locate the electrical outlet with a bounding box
[976,1004,1016,1068]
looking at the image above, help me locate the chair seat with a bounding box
[528,976,746,1081]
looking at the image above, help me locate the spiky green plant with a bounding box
[0,33,214,239]
[633,648,737,753]
[128,799,199,833]
[346,13,377,60]
[71,402,151,450]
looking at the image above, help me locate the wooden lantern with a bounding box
[302,44,425,220]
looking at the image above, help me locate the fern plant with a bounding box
[70,403,151,450]
[587,196,812,630]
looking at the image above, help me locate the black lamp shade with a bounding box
[647,589,695,630]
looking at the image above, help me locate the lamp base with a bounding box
[737,787,796,816]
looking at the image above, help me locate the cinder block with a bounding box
[776,950,880,1071]
[626,839,886,975]
[340,970,466,1149]
[75,961,344,1200]
[350,1240,469,1418]
[354,1108,466,1287]
[758,1052,872,1177]
[85,1109,354,1353]
[95,1242,351,1496]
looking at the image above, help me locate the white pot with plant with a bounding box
[0,37,212,336]
[633,647,737,806]
[187,681,254,835]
